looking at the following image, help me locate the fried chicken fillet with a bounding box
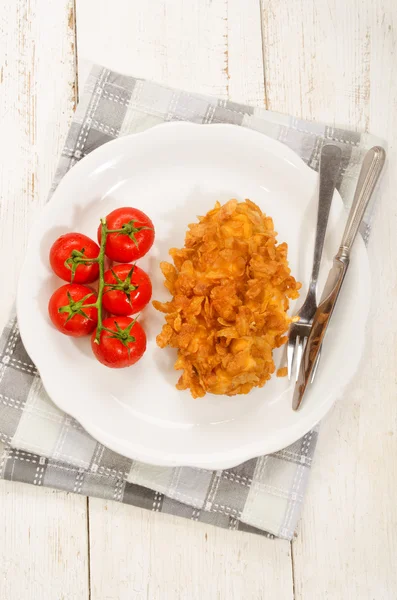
[153,199,300,398]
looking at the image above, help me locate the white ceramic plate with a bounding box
[17,123,370,469]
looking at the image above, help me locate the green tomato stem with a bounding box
[91,218,142,345]
[60,219,139,342]
[94,218,108,344]
[105,228,126,234]
[77,257,100,263]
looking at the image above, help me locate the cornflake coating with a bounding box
[153,199,301,398]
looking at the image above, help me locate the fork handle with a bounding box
[337,146,386,261]
[309,144,342,293]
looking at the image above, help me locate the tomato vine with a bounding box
[95,217,108,342]
[65,217,133,344]
[49,209,152,366]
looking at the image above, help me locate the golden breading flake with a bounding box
[153,199,301,398]
[277,367,288,378]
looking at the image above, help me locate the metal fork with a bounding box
[287,144,342,381]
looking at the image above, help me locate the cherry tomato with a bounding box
[98,207,155,262]
[91,316,146,368]
[50,233,100,283]
[48,284,98,337]
[102,264,152,316]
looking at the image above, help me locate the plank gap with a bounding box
[290,540,296,600]
[258,0,269,109]
[87,497,92,600]
[72,0,80,103]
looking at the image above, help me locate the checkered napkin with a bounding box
[0,65,382,540]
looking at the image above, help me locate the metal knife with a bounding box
[292,145,386,411]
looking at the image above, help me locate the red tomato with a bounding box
[98,207,155,262]
[50,233,100,283]
[48,284,98,337]
[91,316,146,368]
[102,264,152,316]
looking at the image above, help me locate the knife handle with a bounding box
[338,146,386,260]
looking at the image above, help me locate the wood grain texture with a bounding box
[0,0,77,331]
[0,3,88,599]
[88,499,293,600]
[261,0,373,128]
[261,1,397,598]
[0,481,89,600]
[76,1,293,598]
[76,0,266,105]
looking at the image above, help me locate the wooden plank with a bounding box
[225,0,266,105]
[261,0,373,128]
[0,481,89,600]
[76,0,265,104]
[0,0,78,330]
[76,0,232,98]
[76,1,293,597]
[261,1,397,598]
[89,499,293,600]
[0,2,89,599]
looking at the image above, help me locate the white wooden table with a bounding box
[1,1,396,598]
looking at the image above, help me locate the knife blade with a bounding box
[292,256,348,410]
[292,145,386,411]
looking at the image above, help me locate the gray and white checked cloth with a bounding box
[0,65,383,540]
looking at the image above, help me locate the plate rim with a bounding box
[16,122,371,469]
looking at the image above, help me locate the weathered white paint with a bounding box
[1,0,397,597]
[0,0,77,330]
[76,0,266,106]
[0,2,89,599]
[0,482,89,600]
[89,500,293,600]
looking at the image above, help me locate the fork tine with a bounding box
[287,338,295,380]
[294,336,305,382]
[310,348,321,383]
